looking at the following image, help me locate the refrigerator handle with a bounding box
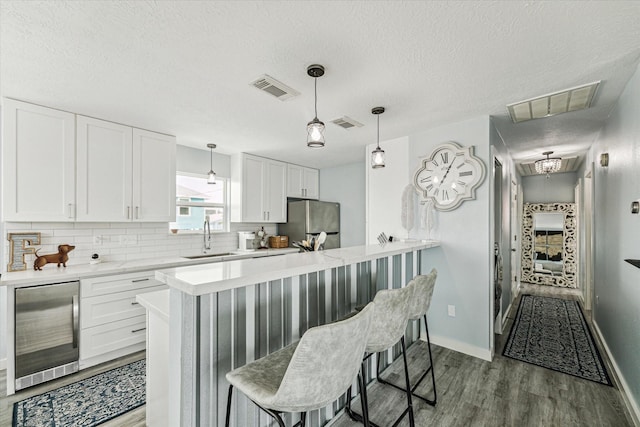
[72,294,79,349]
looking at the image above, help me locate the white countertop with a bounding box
[0,248,298,288]
[156,240,440,296]
[137,289,170,322]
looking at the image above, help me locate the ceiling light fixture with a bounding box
[306,64,325,148]
[371,107,386,169]
[535,151,562,178]
[207,143,217,184]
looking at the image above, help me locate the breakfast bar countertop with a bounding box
[156,240,440,296]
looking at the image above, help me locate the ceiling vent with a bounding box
[250,75,300,101]
[330,116,364,130]
[507,81,601,123]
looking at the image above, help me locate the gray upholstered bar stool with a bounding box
[345,284,415,427]
[224,303,374,427]
[376,269,438,405]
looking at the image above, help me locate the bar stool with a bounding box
[225,303,375,427]
[345,285,415,427]
[376,269,438,405]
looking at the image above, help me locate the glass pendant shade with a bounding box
[307,118,325,148]
[534,151,562,176]
[371,146,385,168]
[207,143,217,184]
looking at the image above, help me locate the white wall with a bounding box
[521,172,577,203]
[319,162,366,248]
[590,62,640,422]
[367,117,493,360]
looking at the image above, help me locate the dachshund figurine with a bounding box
[34,244,76,270]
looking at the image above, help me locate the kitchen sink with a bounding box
[183,252,232,259]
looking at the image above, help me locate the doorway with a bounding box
[493,158,504,334]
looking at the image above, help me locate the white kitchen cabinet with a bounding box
[79,271,167,369]
[76,116,176,222]
[2,99,76,221]
[287,164,319,199]
[231,153,287,223]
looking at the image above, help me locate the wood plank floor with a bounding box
[1,284,633,426]
[330,284,633,427]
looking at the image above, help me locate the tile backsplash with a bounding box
[2,222,278,272]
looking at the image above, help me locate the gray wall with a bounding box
[319,162,366,248]
[590,62,640,418]
[367,116,493,360]
[522,172,577,203]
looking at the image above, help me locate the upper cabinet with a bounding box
[286,164,319,200]
[2,99,76,221]
[231,153,287,223]
[76,117,176,222]
[2,99,176,222]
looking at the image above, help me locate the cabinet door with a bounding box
[287,164,303,198]
[265,160,287,222]
[132,129,176,222]
[76,116,133,221]
[303,167,319,199]
[242,155,266,222]
[2,99,76,221]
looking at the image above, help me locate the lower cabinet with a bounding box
[79,271,166,369]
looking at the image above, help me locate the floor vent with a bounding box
[250,75,300,101]
[331,116,364,130]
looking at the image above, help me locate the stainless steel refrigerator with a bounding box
[278,200,340,249]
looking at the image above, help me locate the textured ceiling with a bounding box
[2,1,640,170]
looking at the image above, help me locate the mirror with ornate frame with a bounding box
[521,203,577,288]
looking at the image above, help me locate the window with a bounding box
[169,173,229,233]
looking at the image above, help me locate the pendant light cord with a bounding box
[314,77,318,119]
[376,114,380,149]
[210,146,213,169]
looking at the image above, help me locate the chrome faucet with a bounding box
[204,217,211,252]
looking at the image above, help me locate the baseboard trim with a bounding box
[593,321,640,427]
[0,357,5,370]
[502,301,513,325]
[426,334,492,362]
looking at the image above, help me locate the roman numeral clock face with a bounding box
[413,142,486,211]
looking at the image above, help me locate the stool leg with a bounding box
[300,412,307,427]
[397,337,415,427]
[422,315,437,405]
[225,385,233,427]
[262,407,286,427]
[376,318,437,406]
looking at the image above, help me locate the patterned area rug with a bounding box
[13,359,145,427]
[503,295,612,385]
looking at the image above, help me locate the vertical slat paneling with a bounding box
[193,247,425,426]
[268,279,283,353]
[216,290,233,427]
[308,272,319,328]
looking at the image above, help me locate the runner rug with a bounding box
[13,359,145,427]
[503,295,611,385]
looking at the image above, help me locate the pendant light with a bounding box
[371,107,385,168]
[534,150,562,178]
[306,64,325,148]
[207,143,217,184]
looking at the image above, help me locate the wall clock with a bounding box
[413,141,486,211]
